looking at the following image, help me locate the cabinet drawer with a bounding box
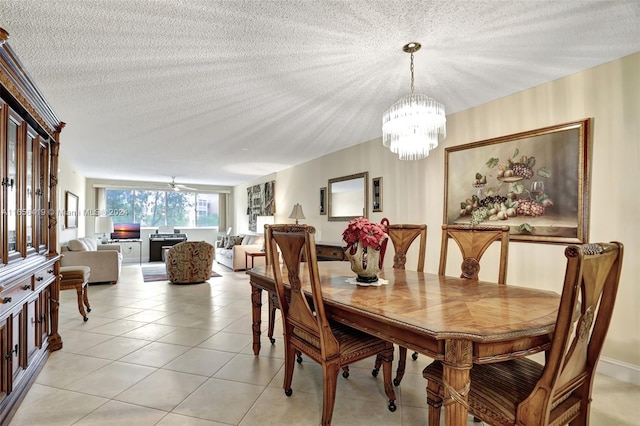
[0,279,33,317]
[34,265,56,290]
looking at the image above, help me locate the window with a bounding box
[105,189,220,227]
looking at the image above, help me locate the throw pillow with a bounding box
[79,236,98,251]
[225,236,242,249]
[67,239,88,251]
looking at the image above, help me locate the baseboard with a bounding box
[597,356,640,386]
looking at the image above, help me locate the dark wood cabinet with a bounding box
[315,243,346,261]
[0,27,63,423]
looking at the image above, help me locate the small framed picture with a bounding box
[65,191,79,229]
[372,177,382,212]
[320,187,327,215]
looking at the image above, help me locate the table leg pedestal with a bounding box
[443,339,473,426]
[251,285,263,355]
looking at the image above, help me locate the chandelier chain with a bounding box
[410,52,415,94]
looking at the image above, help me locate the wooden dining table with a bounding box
[247,261,561,426]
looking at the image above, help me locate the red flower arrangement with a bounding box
[342,217,388,249]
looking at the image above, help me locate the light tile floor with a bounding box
[10,263,639,425]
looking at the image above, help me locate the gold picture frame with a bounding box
[444,119,591,244]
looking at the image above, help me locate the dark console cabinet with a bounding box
[149,233,187,262]
[315,243,346,261]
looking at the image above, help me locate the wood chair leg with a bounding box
[341,365,349,378]
[283,344,296,396]
[75,286,88,321]
[267,296,276,344]
[394,346,407,386]
[372,353,382,377]
[321,362,341,426]
[82,283,91,313]
[380,345,397,411]
[426,380,443,426]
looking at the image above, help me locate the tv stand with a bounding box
[108,239,142,264]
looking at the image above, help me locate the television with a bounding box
[111,223,141,240]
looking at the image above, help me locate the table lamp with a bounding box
[95,216,114,244]
[288,203,305,224]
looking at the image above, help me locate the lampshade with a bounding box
[95,216,114,243]
[382,42,446,160]
[95,216,114,234]
[256,215,275,232]
[288,203,305,224]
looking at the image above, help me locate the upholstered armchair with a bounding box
[60,237,123,284]
[166,241,215,284]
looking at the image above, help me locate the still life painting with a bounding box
[444,119,590,244]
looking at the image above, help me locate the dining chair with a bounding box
[422,241,624,426]
[371,223,427,386]
[265,224,397,425]
[438,224,510,283]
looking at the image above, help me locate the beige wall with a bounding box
[57,154,87,246]
[234,53,640,373]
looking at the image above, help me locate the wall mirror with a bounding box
[328,172,368,221]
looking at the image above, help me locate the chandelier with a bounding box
[382,42,446,160]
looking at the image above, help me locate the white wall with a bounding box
[233,53,640,374]
[57,154,87,247]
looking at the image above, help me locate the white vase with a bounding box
[345,238,386,283]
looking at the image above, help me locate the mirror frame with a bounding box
[328,172,368,221]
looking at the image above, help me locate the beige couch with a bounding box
[215,234,265,271]
[60,237,123,284]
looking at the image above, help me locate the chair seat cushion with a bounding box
[292,320,389,364]
[60,265,91,282]
[423,358,542,426]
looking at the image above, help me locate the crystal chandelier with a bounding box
[382,42,446,160]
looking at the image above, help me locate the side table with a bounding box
[245,251,266,270]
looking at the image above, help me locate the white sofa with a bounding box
[215,234,266,271]
[60,237,123,284]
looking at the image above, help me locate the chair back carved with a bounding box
[517,241,624,424]
[387,224,427,272]
[265,224,397,424]
[438,224,509,283]
[265,224,338,356]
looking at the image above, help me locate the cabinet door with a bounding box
[35,141,49,252]
[5,113,21,260]
[0,319,7,402]
[25,130,36,254]
[37,287,50,347]
[9,308,23,391]
[26,297,37,364]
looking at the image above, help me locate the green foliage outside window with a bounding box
[105,189,218,227]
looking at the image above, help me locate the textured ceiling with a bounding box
[1,0,639,187]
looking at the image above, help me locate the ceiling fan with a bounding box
[165,177,197,192]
